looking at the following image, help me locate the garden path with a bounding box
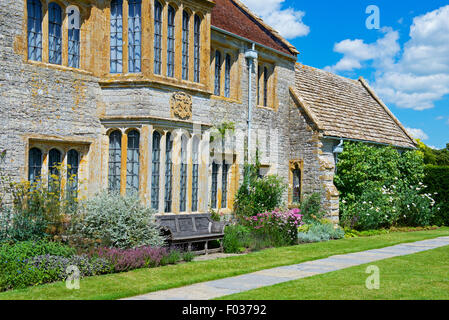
[123,237,449,300]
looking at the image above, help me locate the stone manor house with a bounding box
[0,0,416,222]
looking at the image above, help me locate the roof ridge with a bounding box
[231,0,299,55]
[295,63,359,84]
[358,77,417,147]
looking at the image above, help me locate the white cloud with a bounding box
[325,5,449,111]
[324,28,400,73]
[240,0,310,39]
[405,127,429,140]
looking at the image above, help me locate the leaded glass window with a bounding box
[191,137,199,212]
[211,162,219,209]
[128,0,141,73]
[48,2,62,65]
[257,65,262,105]
[179,136,188,212]
[182,11,190,81]
[221,161,229,208]
[167,6,175,78]
[67,149,79,200]
[193,15,201,83]
[292,164,301,203]
[110,0,123,73]
[151,131,161,210]
[67,6,80,68]
[224,54,231,98]
[263,66,268,107]
[48,148,62,191]
[164,132,173,213]
[28,148,42,183]
[126,130,140,194]
[214,51,221,96]
[154,1,162,75]
[108,130,122,192]
[27,0,43,62]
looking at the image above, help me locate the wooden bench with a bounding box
[157,214,227,254]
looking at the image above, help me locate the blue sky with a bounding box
[241,0,449,149]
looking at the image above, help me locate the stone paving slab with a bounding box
[124,237,449,300]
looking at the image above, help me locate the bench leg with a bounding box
[205,241,209,255]
[188,242,192,252]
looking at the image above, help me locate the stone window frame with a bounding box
[181,9,191,81]
[48,2,63,65]
[191,135,200,212]
[127,0,142,73]
[257,59,278,110]
[27,0,43,62]
[288,159,303,205]
[67,5,81,68]
[210,44,240,101]
[102,123,215,215]
[126,129,141,194]
[26,138,89,199]
[208,153,236,213]
[106,128,144,196]
[24,0,85,70]
[166,4,176,78]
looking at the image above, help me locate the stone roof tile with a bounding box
[292,64,417,149]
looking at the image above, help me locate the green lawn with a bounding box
[219,245,449,300]
[1,228,448,300]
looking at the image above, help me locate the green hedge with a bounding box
[424,165,449,226]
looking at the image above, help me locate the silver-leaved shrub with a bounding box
[70,192,165,249]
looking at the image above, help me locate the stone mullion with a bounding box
[139,125,151,204]
[186,137,193,213]
[61,9,68,67]
[174,5,183,80]
[210,46,215,93]
[77,150,88,199]
[228,161,238,210]
[220,49,226,97]
[122,0,129,74]
[159,132,167,214]
[161,4,168,77]
[41,148,49,189]
[120,130,128,195]
[100,132,110,193]
[60,149,68,199]
[202,12,211,89]
[217,163,223,210]
[188,13,195,82]
[42,2,49,63]
[142,0,152,76]
[171,131,181,214]
[199,132,210,212]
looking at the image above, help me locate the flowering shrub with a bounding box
[234,163,287,218]
[70,192,165,249]
[88,246,170,273]
[243,208,303,246]
[336,142,437,231]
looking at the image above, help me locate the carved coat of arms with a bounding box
[170,92,192,120]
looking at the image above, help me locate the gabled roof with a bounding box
[211,0,299,57]
[291,64,417,149]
